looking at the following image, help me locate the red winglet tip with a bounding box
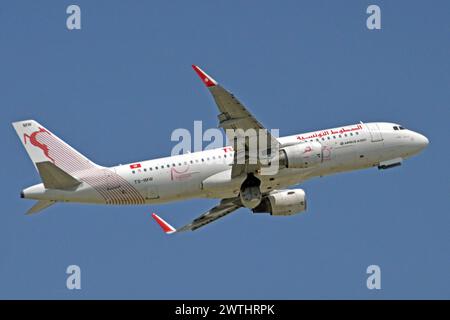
[192,65,217,87]
[152,213,176,234]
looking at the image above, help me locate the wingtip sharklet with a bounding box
[192,65,218,87]
[151,213,176,234]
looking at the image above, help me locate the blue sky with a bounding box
[0,0,449,299]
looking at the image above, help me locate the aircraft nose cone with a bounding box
[416,133,429,149]
[411,132,429,153]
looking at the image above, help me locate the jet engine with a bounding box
[278,142,322,168]
[252,189,307,216]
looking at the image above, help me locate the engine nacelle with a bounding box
[279,142,322,168]
[252,189,307,216]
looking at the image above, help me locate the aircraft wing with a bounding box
[152,198,241,233]
[192,65,280,178]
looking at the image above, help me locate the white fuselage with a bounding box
[22,122,429,205]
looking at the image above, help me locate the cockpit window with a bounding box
[399,126,405,130]
[393,126,399,130]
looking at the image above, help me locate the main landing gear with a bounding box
[239,173,262,209]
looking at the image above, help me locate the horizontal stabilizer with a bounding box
[26,200,56,215]
[36,161,81,190]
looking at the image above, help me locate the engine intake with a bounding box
[252,189,307,216]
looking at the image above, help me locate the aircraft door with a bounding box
[366,123,383,142]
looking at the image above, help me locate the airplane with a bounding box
[12,65,429,234]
